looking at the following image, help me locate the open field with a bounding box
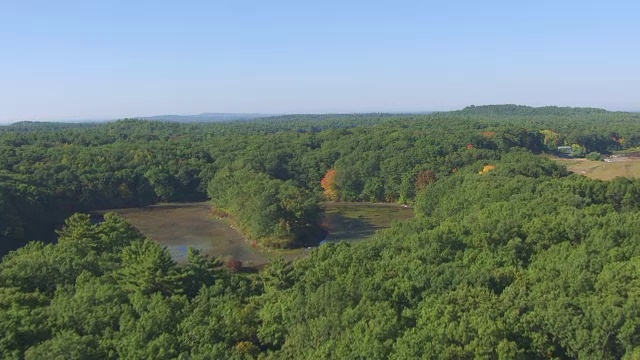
[565,161,640,180]
[100,202,414,267]
[551,152,640,180]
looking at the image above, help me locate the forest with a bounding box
[2,105,640,359]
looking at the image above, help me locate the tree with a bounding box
[24,331,104,360]
[117,240,180,296]
[321,169,339,201]
[415,169,438,192]
[182,248,222,298]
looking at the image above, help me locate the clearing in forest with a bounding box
[552,152,640,180]
[103,202,414,267]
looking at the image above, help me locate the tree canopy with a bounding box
[2,105,640,358]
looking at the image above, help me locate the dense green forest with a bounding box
[2,105,640,358]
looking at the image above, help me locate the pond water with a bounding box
[101,201,415,266]
[99,203,272,265]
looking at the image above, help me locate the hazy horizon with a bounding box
[2,104,640,124]
[2,1,639,123]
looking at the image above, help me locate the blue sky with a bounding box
[1,0,639,122]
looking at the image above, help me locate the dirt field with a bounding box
[552,152,640,180]
[102,202,414,267]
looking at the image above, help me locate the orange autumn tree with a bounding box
[479,165,496,175]
[321,169,339,201]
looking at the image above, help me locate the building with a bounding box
[557,146,573,156]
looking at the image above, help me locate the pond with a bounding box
[101,201,415,267]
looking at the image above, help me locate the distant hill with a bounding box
[140,113,275,123]
[458,104,609,116]
[3,121,98,131]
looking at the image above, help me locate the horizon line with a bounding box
[2,104,639,125]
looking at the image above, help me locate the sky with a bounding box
[1,0,639,122]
